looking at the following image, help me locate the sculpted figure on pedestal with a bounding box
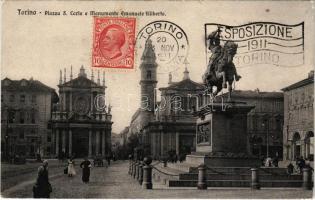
[202,27,241,100]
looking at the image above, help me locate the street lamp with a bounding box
[262,117,269,158]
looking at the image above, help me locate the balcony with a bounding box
[51,111,112,122]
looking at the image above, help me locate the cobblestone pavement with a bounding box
[1,160,313,198]
[1,160,66,191]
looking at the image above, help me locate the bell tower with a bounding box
[139,39,158,112]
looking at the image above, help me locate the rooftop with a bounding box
[281,71,314,91]
[219,90,283,99]
[2,78,56,93]
[160,68,205,91]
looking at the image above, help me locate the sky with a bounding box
[2,1,314,134]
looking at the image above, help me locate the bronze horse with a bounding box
[203,39,241,101]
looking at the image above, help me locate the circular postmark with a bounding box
[136,20,189,74]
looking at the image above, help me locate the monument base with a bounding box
[192,101,259,167]
[186,152,260,167]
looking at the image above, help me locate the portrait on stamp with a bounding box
[99,24,125,59]
[92,17,136,69]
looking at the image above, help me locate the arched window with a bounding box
[292,132,301,160]
[305,131,314,160]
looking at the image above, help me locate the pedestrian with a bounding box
[305,158,314,171]
[80,157,91,183]
[273,156,279,167]
[260,156,265,167]
[298,156,305,174]
[287,163,294,175]
[265,157,272,167]
[67,159,76,177]
[33,160,52,198]
[106,154,111,166]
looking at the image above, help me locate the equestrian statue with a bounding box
[202,27,241,101]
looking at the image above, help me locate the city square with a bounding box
[1,160,313,198]
[1,0,314,199]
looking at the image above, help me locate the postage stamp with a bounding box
[136,20,189,74]
[205,22,304,68]
[92,17,136,69]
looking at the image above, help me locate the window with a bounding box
[20,95,25,103]
[252,115,257,131]
[275,115,282,132]
[19,130,24,139]
[31,95,36,104]
[31,111,36,124]
[47,135,51,142]
[46,147,51,154]
[21,80,27,86]
[146,70,152,79]
[1,95,3,102]
[20,111,25,124]
[8,111,15,123]
[9,94,15,102]
[3,80,10,86]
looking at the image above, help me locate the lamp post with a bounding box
[262,117,269,158]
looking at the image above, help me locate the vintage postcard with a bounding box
[1,0,314,199]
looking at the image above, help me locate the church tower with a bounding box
[139,39,158,112]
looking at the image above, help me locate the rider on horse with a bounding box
[203,27,241,94]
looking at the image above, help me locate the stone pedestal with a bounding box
[186,101,260,167]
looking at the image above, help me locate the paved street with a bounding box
[1,160,313,198]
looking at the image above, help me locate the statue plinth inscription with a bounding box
[187,102,259,167]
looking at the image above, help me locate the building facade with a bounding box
[127,39,206,159]
[50,66,112,158]
[1,78,58,158]
[282,71,314,161]
[218,90,284,158]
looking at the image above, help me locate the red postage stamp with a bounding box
[92,17,136,69]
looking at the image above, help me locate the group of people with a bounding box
[33,157,106,198]
[65,157,94,183]
[286,156,313,175]
[262,156,279,167]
